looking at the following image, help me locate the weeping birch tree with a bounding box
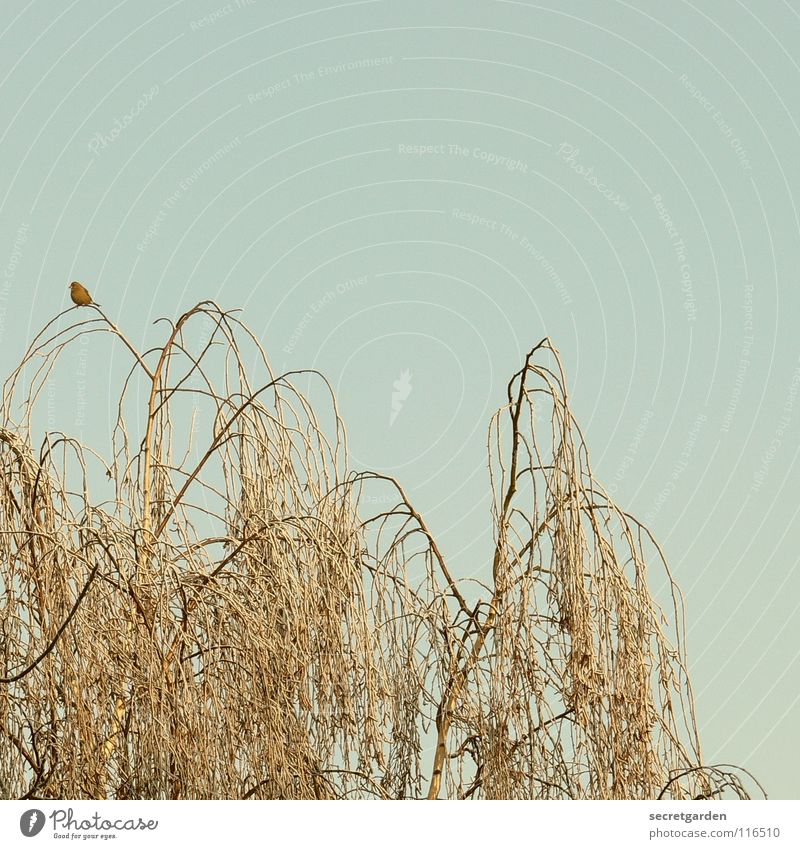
[0,302,761,800]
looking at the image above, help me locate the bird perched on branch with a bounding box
[69,281,100,307]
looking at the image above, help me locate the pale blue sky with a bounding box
[0,0,798,798]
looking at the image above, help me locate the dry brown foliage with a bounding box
[0,302,762,799]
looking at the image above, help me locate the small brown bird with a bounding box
[69,281,100,307]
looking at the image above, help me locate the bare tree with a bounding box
[0,303,762,800]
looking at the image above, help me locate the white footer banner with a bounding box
[2,800,797,848]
